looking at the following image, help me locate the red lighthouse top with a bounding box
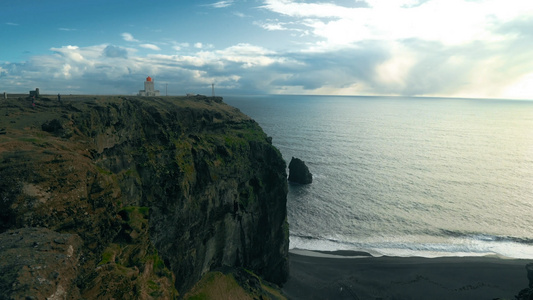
[146,76,152,82]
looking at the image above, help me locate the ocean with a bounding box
[224,95,533,259]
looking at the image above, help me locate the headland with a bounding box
[0,95,288,299]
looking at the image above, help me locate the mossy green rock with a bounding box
[0,96,288,298]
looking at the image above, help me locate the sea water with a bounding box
[224,95,533,259]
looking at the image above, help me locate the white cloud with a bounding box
[374,42,416,90]
[122,32,139,42]
[0,42,284,95]
[261,0,533,46]
[206,0,234,8]
[260,22,285,31]
[58,27,76,31]
[247,0,533,98]
[198,43,292,69]
[254,20,304,32]
[140,44,161,51]
[6,22,19,26]
[261,0,355,18]
[193,43,214,49]
[51,45,86,62]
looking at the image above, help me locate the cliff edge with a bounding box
[0,95,289,298]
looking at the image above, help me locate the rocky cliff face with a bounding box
[0,95,288,298]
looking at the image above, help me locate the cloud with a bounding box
[258,22,285,31]
[495,15,533,38]
[247,0,533,98]
[194,43,214,49]
[0,43,243,94]
[206,0,234,8]
[254,19,301,32]
[51,45,85,62]
[6,22,19,26]
[261,0,356,18]
[140,44,161,51]
[0,42,298,95]
[261,0,533,47]
[122,32,139,42]
[2,8,533,101]
[214,43,286,67]
[103,45,128,58]
[58,28,76,31]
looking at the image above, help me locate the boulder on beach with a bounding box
[288,157,312,184]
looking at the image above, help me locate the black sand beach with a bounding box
[282,250,530,300]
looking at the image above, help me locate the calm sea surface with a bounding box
[224,95,533,259]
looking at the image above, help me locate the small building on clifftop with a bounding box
[138,76,160,96]
[29,88,40,98]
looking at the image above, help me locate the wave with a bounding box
[438,229,533,245]
[289,233,533,259]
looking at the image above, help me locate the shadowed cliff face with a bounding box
[0,95,288,297]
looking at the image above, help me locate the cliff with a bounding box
[0,95,289,299]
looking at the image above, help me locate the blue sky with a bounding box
[2,0,533,99]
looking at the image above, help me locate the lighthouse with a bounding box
[138,76,160,96]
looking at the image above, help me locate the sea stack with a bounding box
[288,157,313,184]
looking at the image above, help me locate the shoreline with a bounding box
[283,249,531,300]
[289,248,525,259]
[290,248,374,258]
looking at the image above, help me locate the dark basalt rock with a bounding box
[527,263,533,288]
[288,157,313,184]
[41,118,63,133]
[512,264,533,300]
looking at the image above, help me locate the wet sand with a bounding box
[282,249,530,300]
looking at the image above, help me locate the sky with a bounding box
[1,0,533,99]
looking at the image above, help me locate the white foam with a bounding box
[289,234,533,259]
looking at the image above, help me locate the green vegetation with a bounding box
[184,270,287,300]
[224,135,247,150]
[184,272,250,300]
[240,185,256,209]
[95,165,113,175]
[94,205,177,298]
[98,243,120,266]
[173,139,196,181]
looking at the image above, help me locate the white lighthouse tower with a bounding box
[138,76,160,96]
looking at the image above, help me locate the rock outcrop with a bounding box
[288,157,313,184]
[0,96,289,298]
[514,264,533,300]
[0,228,83,299]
